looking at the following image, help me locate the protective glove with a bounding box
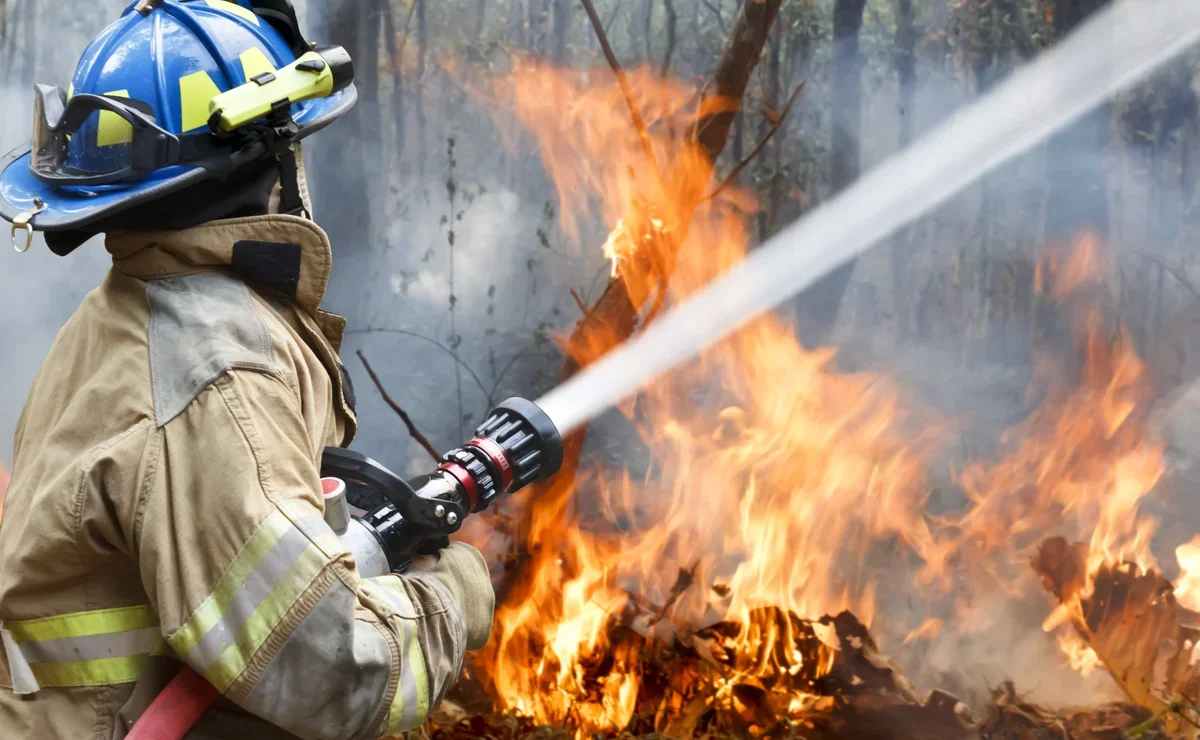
[413,542,495,649]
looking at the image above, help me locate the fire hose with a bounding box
[126,398,562,740]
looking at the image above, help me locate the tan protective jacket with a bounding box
[0,215,486,740]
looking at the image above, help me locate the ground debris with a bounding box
[418,600,1175,739]
[978,681,1161,739]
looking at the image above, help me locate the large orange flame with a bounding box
[465,64,1173,734]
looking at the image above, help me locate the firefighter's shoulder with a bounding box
[145,271,278,427]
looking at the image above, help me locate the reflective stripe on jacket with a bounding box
[0,215,470,740]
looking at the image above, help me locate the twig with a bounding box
[570,288,590,316]
[578,0,666,194]
[1145,255,1200,305]
[697,0,727,34]
[650,560,700,626]
[486,344,538,402]
[357,350,441,463]
[702,81,805,202]
[347,326,493,405]
[601,0,624,35]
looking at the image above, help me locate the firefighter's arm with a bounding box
[134,369,493,740]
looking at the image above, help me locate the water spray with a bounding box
[535,0,1200,437]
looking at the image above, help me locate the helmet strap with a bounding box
[276,145,309,219]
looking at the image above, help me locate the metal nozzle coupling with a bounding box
[437,397,564,512]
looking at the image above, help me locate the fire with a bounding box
[904,617,944,645]
[1174,535,1200,611]
[472,62,942,734]
[465,61,1173,735]
[1055,630,1101,677]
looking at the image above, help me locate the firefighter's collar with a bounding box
[106,214,334,316]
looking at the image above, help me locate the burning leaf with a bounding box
[1032,536,1200,731]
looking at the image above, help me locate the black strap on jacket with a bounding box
[277,148,307,218]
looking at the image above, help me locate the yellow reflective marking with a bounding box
[205,0,260,25]
[178,70,223,132]
[278,499,347,559]
[383,578,430,733]
[97,89,132,147]
[203,543,327,691]
[168,511,291,657]
[408,624,430,724]
[8,605,158,643]
[385,620,430,731]
[239,47,275,82]
[30,654,153,687]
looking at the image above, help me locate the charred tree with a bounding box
[1044,0,1111,243]
[793,0,867,348]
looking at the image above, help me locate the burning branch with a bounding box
[356,349,441,463]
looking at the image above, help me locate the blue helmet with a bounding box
[0,0,356,244]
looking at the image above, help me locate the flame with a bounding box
[1056,629,1101,677]
[1173,535,1200,612]
[466,60,1169,733]
[904,617,944,645]
[471,63,941,734]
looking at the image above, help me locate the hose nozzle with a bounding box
[438,397,564,513]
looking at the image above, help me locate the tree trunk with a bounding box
[793,0,866,348]
[551,0,571,62]
[756,18,783,240]
[890,0,917,337]
[1044,0,1111,243]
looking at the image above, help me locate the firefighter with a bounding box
[0,1,494,738]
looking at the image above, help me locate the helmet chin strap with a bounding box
[275,143,311,219]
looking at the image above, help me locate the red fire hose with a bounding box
[125,666,218,740]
